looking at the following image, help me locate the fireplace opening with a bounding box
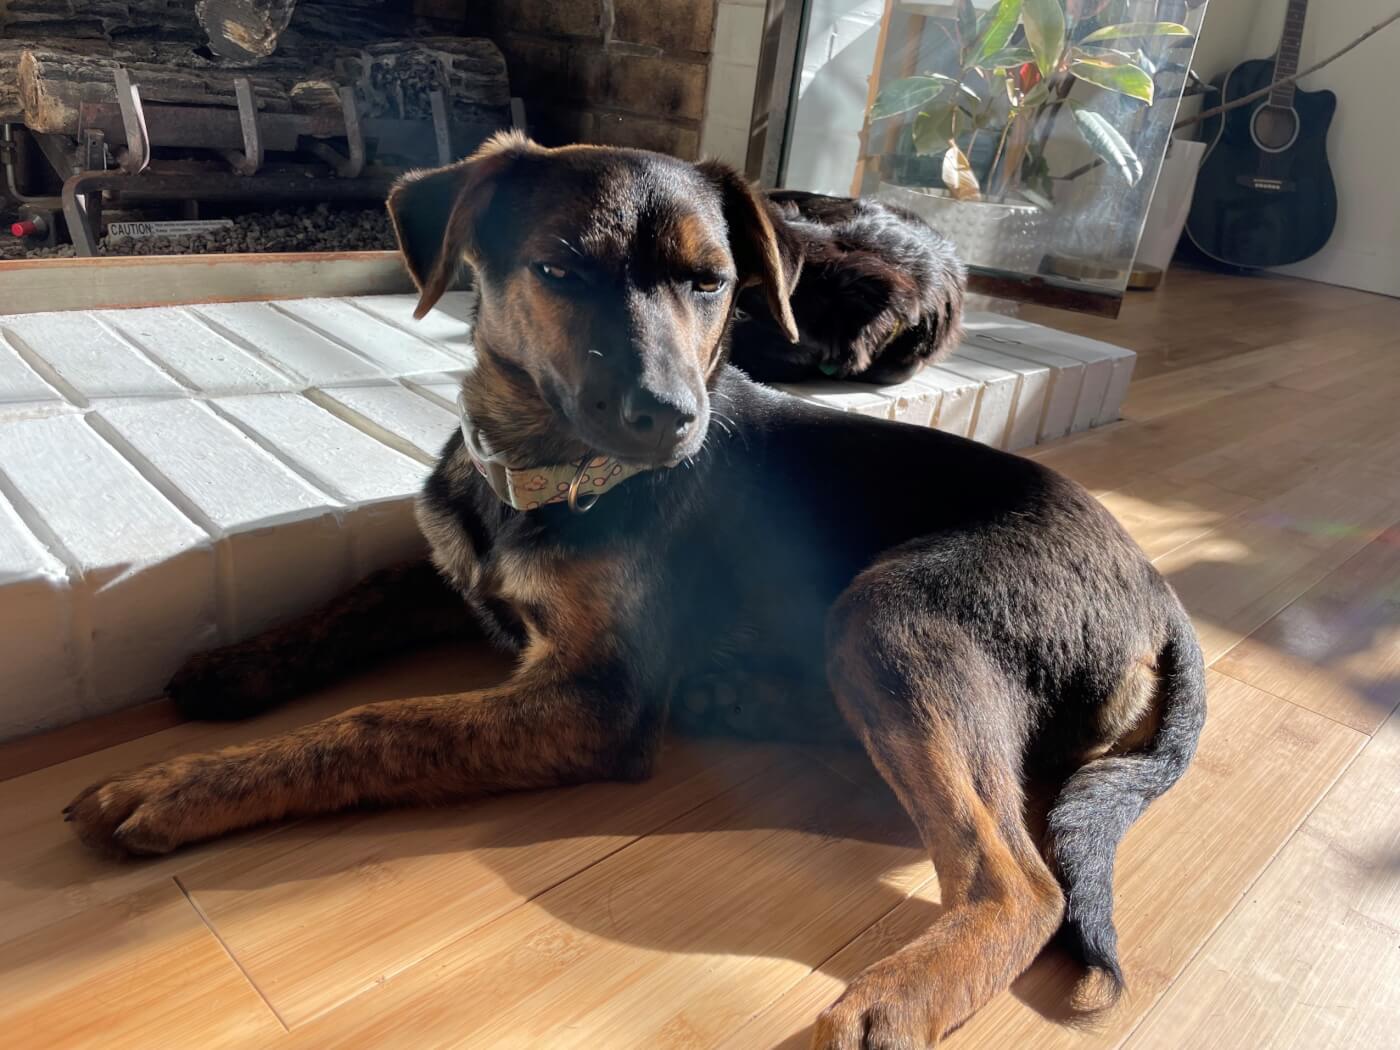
[0,1,516,259]
[1,0,758,298]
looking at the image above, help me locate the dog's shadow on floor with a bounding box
[26,737,1086,1040]
[9,672,1093,1042]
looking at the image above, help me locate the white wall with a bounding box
[1192,1,1263,82]
[1235,1,1400,296]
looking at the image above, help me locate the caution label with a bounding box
[106,220,235,239]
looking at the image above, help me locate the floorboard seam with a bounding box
[173,873,291,1034]
[1209,666,1388,738]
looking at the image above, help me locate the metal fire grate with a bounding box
[8,67,511,256]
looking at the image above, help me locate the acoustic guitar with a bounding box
[1185,0,1336,268]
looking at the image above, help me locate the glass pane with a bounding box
[779,0,1208,308]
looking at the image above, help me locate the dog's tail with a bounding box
[1045,602,1207,1013]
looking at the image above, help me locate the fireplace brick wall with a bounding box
[463,0,721,159]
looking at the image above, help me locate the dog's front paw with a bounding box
[813,954,946,1050]
[63,763,196,857]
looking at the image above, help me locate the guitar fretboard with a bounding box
[1269,0,1308,107]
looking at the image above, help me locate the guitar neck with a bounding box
[1269,0,1309,107]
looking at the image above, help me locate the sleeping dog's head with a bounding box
[387,132,798,467]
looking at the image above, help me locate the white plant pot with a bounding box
[875,182,1048,273]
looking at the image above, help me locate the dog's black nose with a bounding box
[621,386,695,440]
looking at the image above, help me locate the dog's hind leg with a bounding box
[167,560,476,721]
[813,575,1064,1048]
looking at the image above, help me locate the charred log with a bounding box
[195,0,300,60]
[5,38,509,136]
[15,48,342,134]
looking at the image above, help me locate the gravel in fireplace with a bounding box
[2,204,395,259]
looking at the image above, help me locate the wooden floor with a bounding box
[5,267,1399,1049]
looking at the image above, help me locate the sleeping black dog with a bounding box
[729,190,965,385]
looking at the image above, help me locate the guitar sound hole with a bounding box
[1251,105,1299,152]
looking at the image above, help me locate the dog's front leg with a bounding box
[64,655,664,856]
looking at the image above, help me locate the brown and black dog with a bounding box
[64,132,1205,1048]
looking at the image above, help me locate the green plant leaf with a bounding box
[971,0,1023,63]
[1079,21,1191,43]
[913,105,958,154]
[1020,79,1051,108]
[977,46,1035,70]
[1075,44,1136,61]
[872,75,958,120]
[1069,101,1142,184]
[1081,45,1157,73]
[954,80,983,103]
[1069,50,1154,103]
[956,0,979,56]
[1021,0,1066,76]
[942,141,981,200]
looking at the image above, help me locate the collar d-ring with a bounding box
[567,456,601,513]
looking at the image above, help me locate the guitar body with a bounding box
[1185,58,1336,268]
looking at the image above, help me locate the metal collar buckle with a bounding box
[567,455,601,514]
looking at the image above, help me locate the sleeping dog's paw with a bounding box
[166,641,292,722]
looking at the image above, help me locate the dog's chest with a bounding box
[418,459,627,654]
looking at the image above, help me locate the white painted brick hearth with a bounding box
[0,296,1132,740]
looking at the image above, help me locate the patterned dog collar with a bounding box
[457,392,650,512]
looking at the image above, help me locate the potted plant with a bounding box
[869,0,1193,270]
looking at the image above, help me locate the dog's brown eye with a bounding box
[536,262,570,281]
[692,277,725,294]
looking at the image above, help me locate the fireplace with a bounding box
[0,1,518,262]
[0,0,762,279]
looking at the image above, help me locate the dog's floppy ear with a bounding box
[697,160,801,344]
[386,130,539,318]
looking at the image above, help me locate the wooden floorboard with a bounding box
[1215,532,1400,735]
[279,753,930,1049]
[4,267,1400,1048]
[2,880,286,1048]
[177,739,778,1027]
[1124,701,1400,1050]
[1156,465,1400,664]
